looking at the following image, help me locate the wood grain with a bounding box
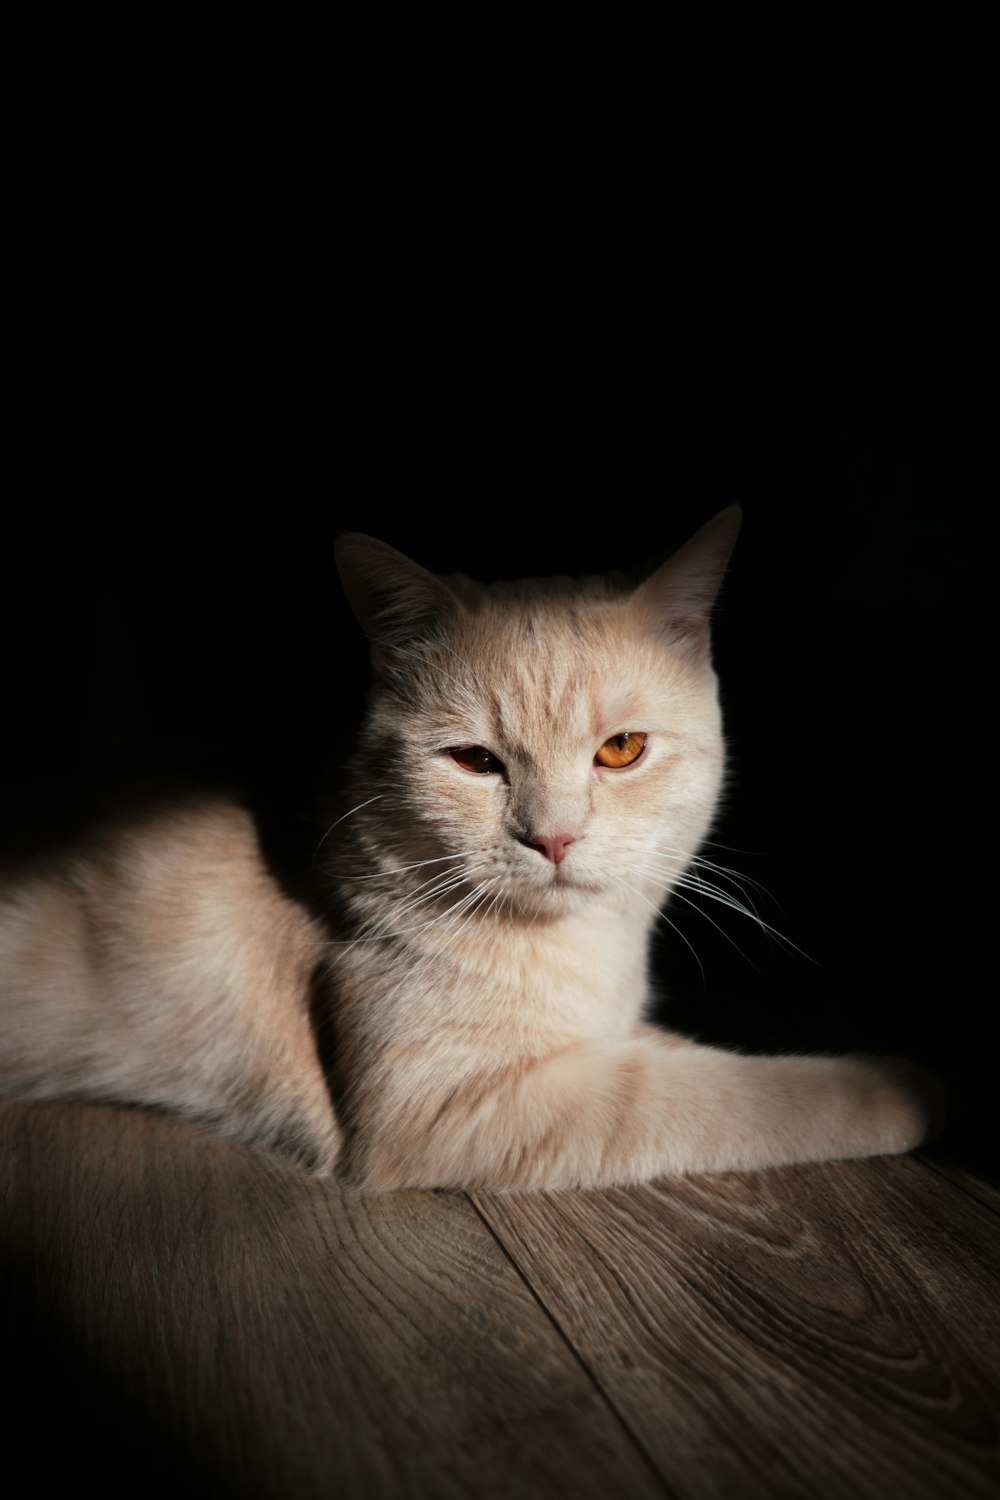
[0,1099,661,1499]
[5,1096,999,1499]
[917,1145,1000,1220]
[474,1156,1000,1499]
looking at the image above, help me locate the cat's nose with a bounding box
[519,831,579,864]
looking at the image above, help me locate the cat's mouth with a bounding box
[551,868,599,892]
[515,866,604,905]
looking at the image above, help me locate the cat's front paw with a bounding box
[856,1054,948,1156]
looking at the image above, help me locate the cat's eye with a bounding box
[450,745,504,775]
[595,732,647,769]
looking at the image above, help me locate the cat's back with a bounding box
[0,790,340,1170]
[0,794,294,980]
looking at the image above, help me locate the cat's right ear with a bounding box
[633,506,743,660]
[335,533,457,670]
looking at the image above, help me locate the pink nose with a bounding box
[521,832,578,864]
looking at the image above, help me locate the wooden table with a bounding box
[2,1099,997,1497]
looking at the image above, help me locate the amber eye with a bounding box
[450,746,504,775]
[595,732,647,769]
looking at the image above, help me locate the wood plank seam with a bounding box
[464,1189,673,1497]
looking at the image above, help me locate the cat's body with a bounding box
[0,512,940,1186]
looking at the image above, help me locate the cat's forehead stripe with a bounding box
[461,608,657,751]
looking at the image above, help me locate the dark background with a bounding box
[2,21,994,1168]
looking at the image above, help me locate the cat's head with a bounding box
[334,510,741,920]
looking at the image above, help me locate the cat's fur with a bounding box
[0,511,941,1187]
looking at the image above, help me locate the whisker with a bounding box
[699,837,766,856]
[609,873,706,984]
[312,794,384,858]
[439,884,495,948]
[401,870,491,924]
[647,844,784,932]
[339,850,482,883]
[364,882,496,1017]
[637,873,759,972]
[639,861,766,924]
[652,843,774,904]
[429,881,492,936]
[325,862,488,955]
[635,860,814,964]
[689,858,777,913]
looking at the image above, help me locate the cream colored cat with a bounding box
[0,510,940,1187]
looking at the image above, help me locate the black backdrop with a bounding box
[2,21,994,1166]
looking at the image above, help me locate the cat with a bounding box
[0,508,942,1188]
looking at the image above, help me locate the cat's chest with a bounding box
[340,900,651,1051]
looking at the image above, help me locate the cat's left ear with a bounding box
[335,533,458,669]
[634,506,742,658]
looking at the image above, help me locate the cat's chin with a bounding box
[507,875,605,920]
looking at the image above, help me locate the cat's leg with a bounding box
[351,1029,943,1190]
